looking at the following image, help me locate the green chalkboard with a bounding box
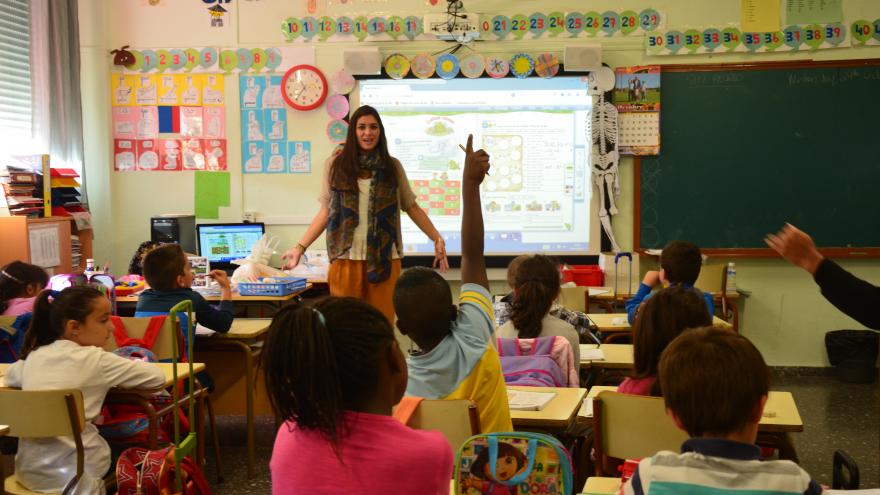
[637,60,880,255]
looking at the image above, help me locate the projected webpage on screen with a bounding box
[358,77,591,255]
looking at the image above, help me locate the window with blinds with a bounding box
[0,0,31,136]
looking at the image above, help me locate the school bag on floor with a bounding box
[116,445,211,495]
[497,336,567,387]
[454,432,573,495]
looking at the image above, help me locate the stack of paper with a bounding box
[507,389,557,411]
[579,345,606,361]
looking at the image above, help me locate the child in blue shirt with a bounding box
[625,240,714,324]
[136,244,233,333]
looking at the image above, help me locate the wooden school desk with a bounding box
[115,284,311,316]
[579,344,634,370]
[581,386,804,461]
[0,362,204,389]
[195,318,271,479]
[508,386,587,431]
[582,476,622,495]
[589,313,732,341]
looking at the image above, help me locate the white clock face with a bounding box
[285,70,324,107]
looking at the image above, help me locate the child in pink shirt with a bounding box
[262,297,453,495]
[0,261,49,316]
[619,286,713,396]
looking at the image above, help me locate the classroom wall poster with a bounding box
[614,66,660,156]
[110,73,227,172]
[239,75,304,174]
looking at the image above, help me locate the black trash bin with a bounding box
[825,330,879,383]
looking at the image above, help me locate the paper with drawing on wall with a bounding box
[194,171,230,219]
[288,141,311,173]
[28,225,61,268]
[785,0,842,24]
[741,0,781,32]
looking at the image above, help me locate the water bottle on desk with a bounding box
[84,259,96,277]
[726,262,737,294]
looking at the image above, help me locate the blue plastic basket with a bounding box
[238,277,307,297]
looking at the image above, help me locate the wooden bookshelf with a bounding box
[0,216,93,274]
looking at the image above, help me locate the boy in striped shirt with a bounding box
[394,135,512,434]
[623,326,821,495]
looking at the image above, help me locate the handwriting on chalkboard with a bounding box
[685,73,744,87]
[788,68,880,87]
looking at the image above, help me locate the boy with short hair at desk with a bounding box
[622,326,821,495]
[624,240,714,324]
[136,243,233,333]
[393,135,513,433]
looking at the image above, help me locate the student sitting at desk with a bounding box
[136,244,233,333]
[624,240,714,324]
[620,286,712,396]
[494,255,599,344]
[3,287,165,494]
[623,326,821,495]
[394,135,513,434]
[495,254,581,366]
[262,298,452,494]
[0,261,49,316]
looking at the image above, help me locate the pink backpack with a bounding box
[497,336,567,387]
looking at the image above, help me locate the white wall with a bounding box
[79,0,880,366]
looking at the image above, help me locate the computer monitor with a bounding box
[196,223,266,266]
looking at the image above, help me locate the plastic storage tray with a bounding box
[238,277,306,297]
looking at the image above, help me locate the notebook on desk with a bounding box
[507,389,557,411]
[580,345,606,361]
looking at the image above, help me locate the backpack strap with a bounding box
[392,396,423,425]
[111,315,166,349]
[497,337,522,356]
[533,335,556,355]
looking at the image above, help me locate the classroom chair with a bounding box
[559,286,589,313]
[402,399,480,454]
[103,316,223,480]
[0,388,88,495]
[592,391,688,476]
[694,263,738,332]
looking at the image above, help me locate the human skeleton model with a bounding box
[589,66,621,252]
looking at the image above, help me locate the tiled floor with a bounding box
[203,371,879,494]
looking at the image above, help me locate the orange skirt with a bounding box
[327,258,401,325]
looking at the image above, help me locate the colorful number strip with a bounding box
[646,23,849,55]
[119,47,291,73]
[281,9,664,43]
[851,19,880,45]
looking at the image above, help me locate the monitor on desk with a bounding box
[196,223,265,269]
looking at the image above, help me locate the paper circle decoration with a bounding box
[384,53,411,79]
[485,56,509,78]
[509,53,535,79]
[326,94,350,120]
[534,53,560,78]
[436,54,460,80]
[410,53,436,79]
[460,54,485,78]
[327,119,348,144]
[330,69,356,95]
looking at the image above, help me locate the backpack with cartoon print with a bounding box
[453,432,573,495]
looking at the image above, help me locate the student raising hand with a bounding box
[463,134,490,184]
[764,223,824,275]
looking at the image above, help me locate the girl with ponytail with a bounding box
[0,261,49,316]
[262,297,452,494]
[3,286,165,494]
[495,254,581,365]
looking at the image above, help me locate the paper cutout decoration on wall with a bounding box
[137,140,159,170]
[326,94,350,120]
[114,140,136,171]
[288,141,311,173]
[384,53,411,79]
[534,53,560,78]
[485,56,510,78]
[410,53,436,79]
[460,54,485,78]
[435,54,460,80]
[646,23,849,55]
[330,69,356,94]
[510,53,535,79]
[327,120,348,144]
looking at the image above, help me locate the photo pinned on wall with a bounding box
[240,74,267,108]
[242,141,266,174]
[288,141,311,173]
[265,141,287,173]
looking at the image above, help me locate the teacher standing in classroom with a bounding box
[283,105,448,324]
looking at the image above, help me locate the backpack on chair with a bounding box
[497,336,567,387]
